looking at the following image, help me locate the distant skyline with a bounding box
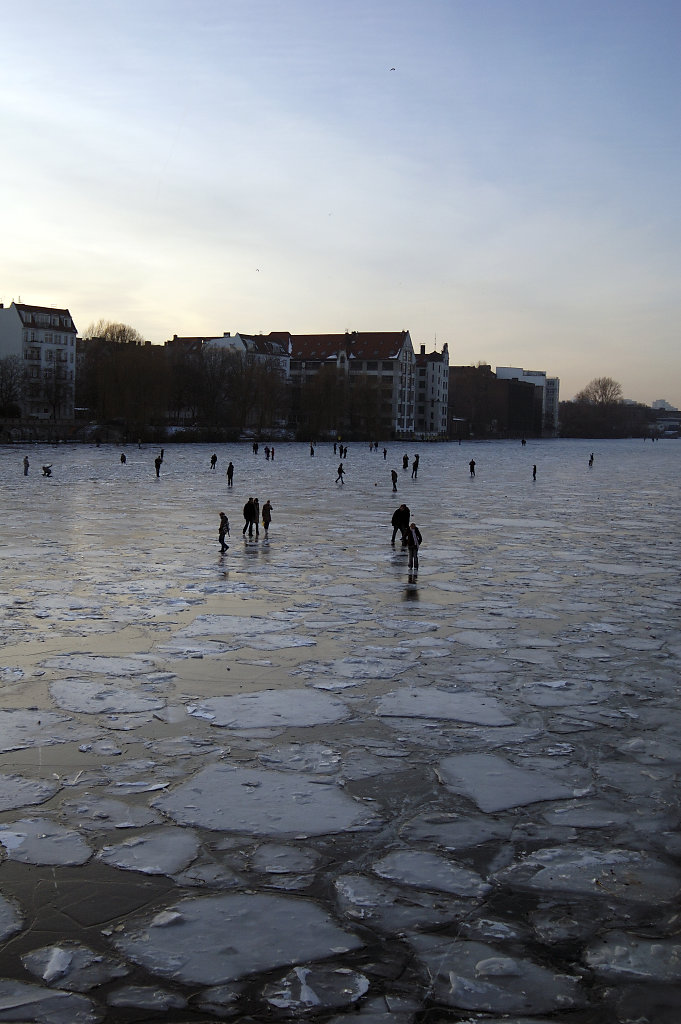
[1,0,680,405]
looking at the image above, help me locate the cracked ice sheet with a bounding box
[0,775,60,811]
[113,893,362,985]
[375,687,514,727]
[0,980,98,1023]
[494,847,681,903]
[49,679,166,714]
[0,819,92,866]
[187,689,349,729]
[373,850,490,898]
[437,753,576,812]
[99,827,201,875]
[155,763,379,836]
[22,941,128,990]
[0,710,85,752]
[584,931,681,982]
[43,654,159,676]
[406,935,586,1014]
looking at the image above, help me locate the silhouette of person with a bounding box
[42,465,52,477]
[243,497,256,536]
[402,453,409,470]
[589,453,594,467]
[336,463,345,483]
[262,500,272,536]
[155,456,162,477]
[469,459,476,477]
[406,522,422,570]
[532,464,537,480]
[210,453,217,470]
[411,454,419,478]
[218,512,230,552]
[391,503,410,545]
[226,462,234,486]
[383,448,387,460]
[23,456,29,476]
[120,453,126,464]
[391,469,398,491]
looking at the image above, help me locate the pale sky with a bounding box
[1,0,680,405]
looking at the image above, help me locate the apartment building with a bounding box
[0,302,77,419]
[495,366,560,436]
[414,343,449,437]
[289,331,416,438]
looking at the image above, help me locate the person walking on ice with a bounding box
[336,462,345,484]
[262,500,272,536]
[406,521,422,571]
[218,513,230,552]
[391,469,398,492]
[469,459,476,477]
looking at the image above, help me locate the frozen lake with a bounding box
[0,437,679,1022]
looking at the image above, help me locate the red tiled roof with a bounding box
[290,331,410,361]
[15,303,72,316]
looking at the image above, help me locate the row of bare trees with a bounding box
[77,322,289,438]
[559,376,656,437]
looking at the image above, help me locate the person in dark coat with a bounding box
[243,497,256,536]
[218,512,230,552]
[391,504,410,545]
[262,500,272,536]
[226,462,234,486]
[406,522,422,570]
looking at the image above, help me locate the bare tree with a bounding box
[574,377,623,405]
[83,320,146,345]
[0,355,24,415]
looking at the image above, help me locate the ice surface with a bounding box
[22,941,129,990]
[407,935,586,1013]
[50,678,165,714]
[495,846,681,903]
[0,774,59,811]
[437,753,576,811]
[584,930,681,982]
[263,964,369,1010]
[2,439,680,1021]
[0,893,23,942]
[113,892,362,984]
[156,763,379,835]
[376,687,514,726]
[187,688,349,729]
[0,818,92,865]
[98,827,200,874]
[334,873,469,933]
[372,850,490,898]
[0,979,99,1023]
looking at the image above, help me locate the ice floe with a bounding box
[113,892,362,984]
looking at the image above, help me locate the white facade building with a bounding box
[0,302,77,419]
[414,343,449,437]
[495,365,560,435]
